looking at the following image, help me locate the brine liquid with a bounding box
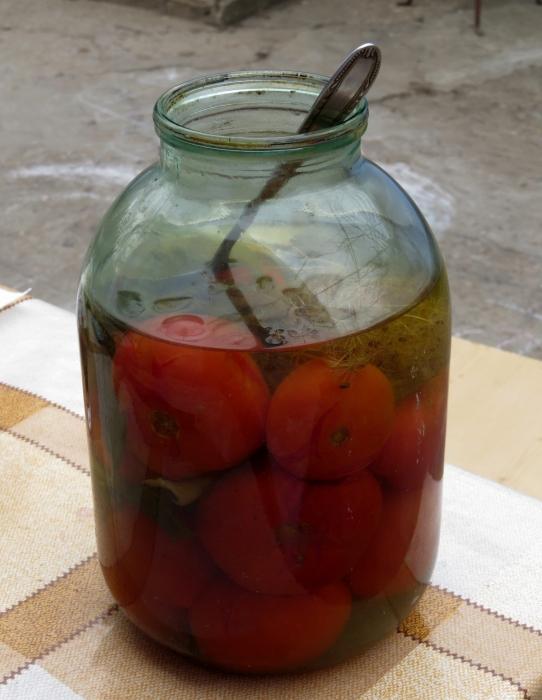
[79,270,449,674]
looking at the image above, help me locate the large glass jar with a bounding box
[78,71,450,674]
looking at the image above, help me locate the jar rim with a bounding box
[153,70,368,152]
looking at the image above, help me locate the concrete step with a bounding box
[92,0,285,25]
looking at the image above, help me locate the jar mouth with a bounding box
[153,71,368,152]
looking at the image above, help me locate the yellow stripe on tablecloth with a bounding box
[399,587,463,640]
[40,614,417,700]
[0,384,48,429]
[359,643,528,700]
[428,601,542,695]
[14,406,90,474]
[0,556,112,665]
[0,431,95,612]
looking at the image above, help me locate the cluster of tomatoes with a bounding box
[95,314,446,673]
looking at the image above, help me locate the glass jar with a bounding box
[77,71,450,674]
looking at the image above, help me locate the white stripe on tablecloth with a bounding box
[0,288,31,311]
[0,299,83,416]
[435,464,542,631]
[0,665,83,699]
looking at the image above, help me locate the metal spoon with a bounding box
[211,44,382,346]
[299,43,381,132]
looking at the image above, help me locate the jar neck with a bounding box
[159,134,363,183]
[154,71,369,188]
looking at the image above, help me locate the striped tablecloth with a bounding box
[1,289,541,700]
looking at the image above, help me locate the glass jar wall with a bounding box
[78,72,451,674]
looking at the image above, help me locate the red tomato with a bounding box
[113,315,270,479]
[347,489,422,599]
[371,371,448,491]
[266,360,395,480]
[189,578,351,673]
[197,459,382,595]
[144,313,259,351]
[101,508,214,610]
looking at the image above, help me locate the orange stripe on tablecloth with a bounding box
[0,381,83,422]
[0,383,48,429]
[0,294,32,316]
[0,426,90,476]
[0,554,114,671]
[399,631,531,700]
[0,605,118,687]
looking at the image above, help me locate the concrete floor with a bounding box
[1,0,541,356]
